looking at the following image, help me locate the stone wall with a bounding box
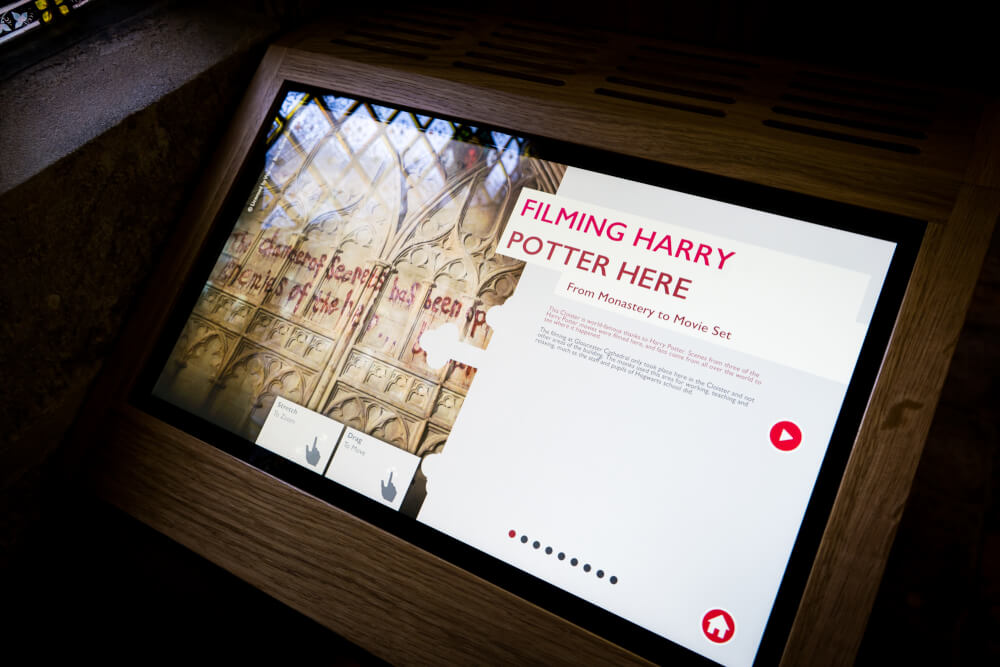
[0,3,275,565]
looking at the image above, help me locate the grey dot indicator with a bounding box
[523,537,612,579]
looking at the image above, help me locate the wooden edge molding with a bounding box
[964,100,1000,189]
[781,183,1000,665]
[780,100,1000,664]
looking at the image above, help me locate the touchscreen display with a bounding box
[146,88,920,666]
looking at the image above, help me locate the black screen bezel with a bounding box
[133,80,924,666]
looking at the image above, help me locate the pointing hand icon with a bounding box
[380,471,397,502]
[305,437,321,466]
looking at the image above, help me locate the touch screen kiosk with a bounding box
[76,11,1000,667]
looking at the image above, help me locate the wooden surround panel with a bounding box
[79,11,999,666]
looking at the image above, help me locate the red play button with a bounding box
[769,421,802,451]
[702,609,735,644]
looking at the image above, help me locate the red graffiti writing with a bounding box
[389,277,421,307]
[258,233,327,279]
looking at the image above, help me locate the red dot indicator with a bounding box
[508,530,516,538]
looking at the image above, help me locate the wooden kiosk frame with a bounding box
[76,12,999,666]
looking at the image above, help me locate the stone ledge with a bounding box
[0,2,277,194]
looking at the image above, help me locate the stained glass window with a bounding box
[0,0,94,46]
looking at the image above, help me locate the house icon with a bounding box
[702,609,735,644]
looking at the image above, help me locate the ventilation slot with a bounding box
[381,12,463,32]
[453,61,565,86]
[389,7,477,23]
[605,76,736,105]
[502,21,609,44]
[478,40,587,65]
[615,65,744,93]
[491,31,593,55]
[356,20,456,41]
[627,55,751,80]
[594,88,725,117]
[797,70,936,104]
[762,120,920,154]
[637,45,759,69]
[330,39,428,60]
[765,68,940,153]
[787,81,934,112]
[345,29,442,51]
[778,94,930,126]
[463,51,576,76]
[771,106,926,140]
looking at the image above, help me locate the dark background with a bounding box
[1,0,996,663]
